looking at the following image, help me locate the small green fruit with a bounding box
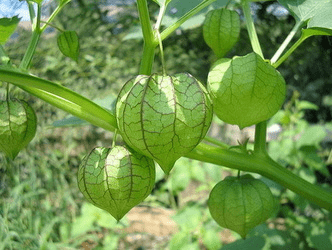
[208,174,276,238]
[207,52,286,129]
[203,8,240,58]
[116,73,213,174]
[77,146,155,221]
[0,99,37,159]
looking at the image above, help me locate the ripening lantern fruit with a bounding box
[208,174,276,238]
[203,8,240,58]
[207,52,286,129]
[0,99,37,159]
[116,73,213,174]
[78,146,155,221]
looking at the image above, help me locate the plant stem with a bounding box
[186,143,332,211]
[203,136,229,149]
[20,2,42,70]
[140,43,156,75]
[241,0,264,58]
[160,0,217,42]
[271,21,303,64]
[0,68,117,132]
[254,121,268,155]
[272,32,309,68]
[136,0,157,75]
[40,1,70,33]
[241,0,268,154]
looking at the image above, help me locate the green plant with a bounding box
[0,0,332,246]
[208,174,276,238]
[0,98,37,160]
[78,145,155,221]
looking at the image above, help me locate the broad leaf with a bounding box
[278,0,332,31]
[0,16,21,44]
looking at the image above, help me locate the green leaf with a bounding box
[297,100,319,110]
[297,125,327,148]
[278,0,332,31]
[202,229,222,250]
[304,221,332,250]
[172,205,202,231]
[0,16,21,44]
[57,30,80,61]
[122,25,143,41]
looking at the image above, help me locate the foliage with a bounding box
[0,0,332,249]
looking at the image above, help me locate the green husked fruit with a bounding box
[203,8,240,58]
[208,52,286,129]
[208,174,276,238]
[78,146,155,221]
[116,73,213,174]
[0,99,37,159]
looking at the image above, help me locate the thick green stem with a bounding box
[0,69,117,132]
[254,121,268,155]
[136,0,157,75]
[241,0,264,58]
[139,43,156,75]
[186,143,332,211]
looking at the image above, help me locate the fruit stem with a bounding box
[241,0,264,58]
[155,5,167,75]
[254,121,268,156]
[137,0,157,75]
[112,129,118,148]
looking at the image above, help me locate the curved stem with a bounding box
[0,69,117,132]
[186,143,332,211]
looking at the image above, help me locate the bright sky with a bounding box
[0,0,31,20]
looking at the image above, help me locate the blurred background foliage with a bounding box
[0,0,331,249]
